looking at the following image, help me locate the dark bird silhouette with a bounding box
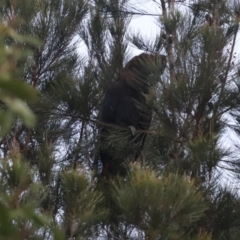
[100,53,166,176]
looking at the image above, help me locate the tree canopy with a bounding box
[0,0,240,239]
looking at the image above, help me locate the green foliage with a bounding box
[60,170,107,238]
[112,166,208,240]
[0,0,240,239]
[0,24,38,134]
[0,153,63,239]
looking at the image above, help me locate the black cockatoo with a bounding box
[100,53,166,175]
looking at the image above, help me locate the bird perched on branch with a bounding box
[100,53,166,176]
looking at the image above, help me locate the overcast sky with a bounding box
[127,0,160,55]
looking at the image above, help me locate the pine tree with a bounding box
[1,0,240,239]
